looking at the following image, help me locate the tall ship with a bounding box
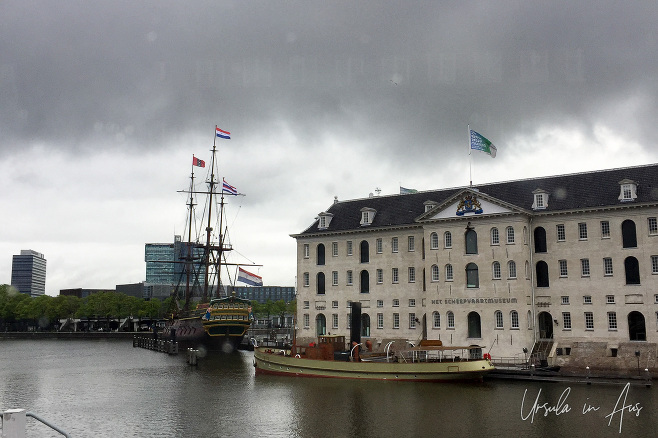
[164,126,260,352]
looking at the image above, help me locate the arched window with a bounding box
[465,229,478,254]
[525,260,530,279]
[624,256,640,285]
[445,264,454,281]
[534,227,547,253]
[622,220,637,248]
[360,240,369,263]
[466,263,479,288]
[490,227,499,245]
[447,311,455,328]
[433,311,441,328]
[317,244,325,265]
[506,226,515,244]
[628,311,646,341]
[523,226,528,244]
[431,264,440,282]
[316,314,326,336]
[361,313,370,337]
[430,232,439,249]
[527,310,533,329]
[360,270,370,293]
[511,311,519,329]
[317,272,325,294]
[508,261,517,278]
[495,310,503,329]
[536,261,549,287]
[492,261,501,279]
[444,231,452,248]
[467,311,482,338]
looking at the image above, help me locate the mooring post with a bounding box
[2,408,27,438]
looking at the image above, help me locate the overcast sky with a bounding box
[1,1,657,296]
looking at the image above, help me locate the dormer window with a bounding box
[360,207,376,226]
[317,212,333,230]
[618,179,637,202]
[423,201,438,213]
[532,189,549,210]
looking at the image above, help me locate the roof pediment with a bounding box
[418,188,526,221]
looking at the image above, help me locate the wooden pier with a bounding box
[133,335,178,355]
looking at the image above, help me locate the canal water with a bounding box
[1,339,657,437]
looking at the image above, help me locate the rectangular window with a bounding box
[578,223,588,240]
[304,244,310,258]
[347,270,353,285]
[347,241,353,256]
[393,313,400,329]
[652,255,658,274]
[332,271,338,286]
[408,267,416,283]
[559,260,568,277]
[376,269,383,284]
[332,314,338,329]
[563,312,572,330]
[409,299,416,307]
[376,238,383,254]
[561,296,570,305]
[332,300,338,308]
[601,221,610,238]
[581,258,590,277]
[303,301,310,309]
[376,299,383,308]
[377,313,384,329]
[583,295,592,304]
[303,314,310,328]
[603,258,613,276]
[332,242,338,257]
[556,224,566,241]
[606,295,615,304]
[303,272,310,287]
[392,268,399,284]
[608,312,617,330]
[392,237,399,253]
[392,299,399,307]
[409,313,416,329]
[649,217,658,235]
[585,312,594,330]
[408,236,415,252]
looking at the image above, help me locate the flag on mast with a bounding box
[192,156,205,167]
[238,267,263,286]
[469,129,497,158]
[222,178,239,195]
[216,126,231,139]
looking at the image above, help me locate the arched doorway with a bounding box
[467,311,481,338]
[536,261,549,287]
[361,313,370,337]
[538,312,553,339]
[628,311,646,341]
[621,220,637,248]
[316,314,326,336]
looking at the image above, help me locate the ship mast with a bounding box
[182,162,197,311]
[202,136,218,302]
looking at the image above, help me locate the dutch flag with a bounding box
[222,178,238,196]
[238,267,263,286]
[216,127,231,139]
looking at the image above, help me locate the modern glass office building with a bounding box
[11,250,47,296]
[145,235,205,287]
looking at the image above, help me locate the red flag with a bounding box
[193,157,205,167]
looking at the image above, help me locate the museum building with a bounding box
[292,164,658,373]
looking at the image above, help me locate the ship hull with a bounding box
[166,317,249,352]
[254,348,493,382]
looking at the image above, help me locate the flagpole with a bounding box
[468,124,472,187]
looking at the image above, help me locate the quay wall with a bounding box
[0,331,138,340]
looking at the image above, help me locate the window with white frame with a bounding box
[444,231,452,248]
[601,221,610,238]
[603,258,613,276]
[578,223,588,240]
[391,237,399,253]
[377,299,383,308]
[561,296,570,305]
[511,311,519,329]
[447,311,455,329]
[332,271,338,286]
[583,295,592,304]
[506,226,515,244]
[303,301,310,309]
[563,312,572,329]
[445,264,454,281]
[332,314,338,329]
[431,264,440,282]
[392,268,399,284]
[495,310,503,329]
[508,261,517,279]
[304,244,310,258]
[408,236,415,252]
[491,227,500,245]
[409,299,416,307]
[332,300,338,308]
[608,312,617,330]
[585,312,594,330]
[492,261,501,279]
[409,313,416,329]
[347,241,353,256]
[393,313,400,329]
[430,232,439,249]
[347,270,353,285]
[652,255,658,274]
[559,260,568,277]
[376,269,383,284]
[433,311,441,328]
[377,313,383,329]
[392,299,399,307]
[556,224,566,241]
[533,192,546,209]
[606,295,615,304]
[649,217,658,235]
[376,238,383,254]
[581,258,590,277]
[332,242,338,257]
[303,272,310,287]
[408,267,416,283]
[303,313,310,328]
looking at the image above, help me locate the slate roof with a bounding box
[297,163,658,236]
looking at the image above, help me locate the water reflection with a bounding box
[0,340,657,437]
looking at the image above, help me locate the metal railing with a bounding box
[2,409,71,437]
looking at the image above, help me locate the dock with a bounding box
[132,335,178,355]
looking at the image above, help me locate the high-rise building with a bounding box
[11,250,47,297]
[145,235,205,289]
